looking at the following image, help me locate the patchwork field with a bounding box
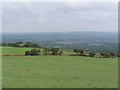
[2,47,118,88]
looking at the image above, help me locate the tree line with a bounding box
[2,41,41,48]
[2,41,119,58]
[25,48,118,58]
[25,48,63,56]
[72,49,118,58]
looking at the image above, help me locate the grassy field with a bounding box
[2,47,34,54]
[1,47,72,55]
[2,47,118,88]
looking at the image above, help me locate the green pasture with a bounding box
[1,47,73,55]
[2,47,34,54]
[2,47,118,88]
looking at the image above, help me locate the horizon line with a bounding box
[1,31,118,34]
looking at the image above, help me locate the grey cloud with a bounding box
[2,2,118,33]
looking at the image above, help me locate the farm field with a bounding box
[2,47,34,54]
[2,47,118,88]
[2,1,118,88]
[1,47,72,55]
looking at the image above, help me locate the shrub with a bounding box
[89,52,95,57]
[25,49,40,56]
[25,51,31,55]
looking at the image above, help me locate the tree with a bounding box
[51,48,59,55]
[25,51,31,55]
[100,53,110,58]
[73,49,78,55]
[14,42,23,47]
[24,41,33,47]
[25,49,40,56]
[31,43,40,48]
[110,53,115,58]
[30,49,40,55]
[58,51,63,55]
[73,49,84,56]
[80,50,84,56]
[43,48,51,55]
[43,47,62,55]
[117,54,120,57]
[89,52,95,57]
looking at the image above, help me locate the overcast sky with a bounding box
[2,2,118,33]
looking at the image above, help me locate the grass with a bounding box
[2,47,118,88]
[2,47,34,54]
[1,47,72,55]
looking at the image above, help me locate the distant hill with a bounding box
[2,32,118,54]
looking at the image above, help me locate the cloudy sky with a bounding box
[2,1,118,33]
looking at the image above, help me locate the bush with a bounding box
[58,51,63,55]
[25,49,40,56]
[43,48,51,55]
[100,53,110,58]
[25,51,31,55]
[73,49,84,56]
[89,52,95,57]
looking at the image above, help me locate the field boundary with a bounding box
[0,54,24,56]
